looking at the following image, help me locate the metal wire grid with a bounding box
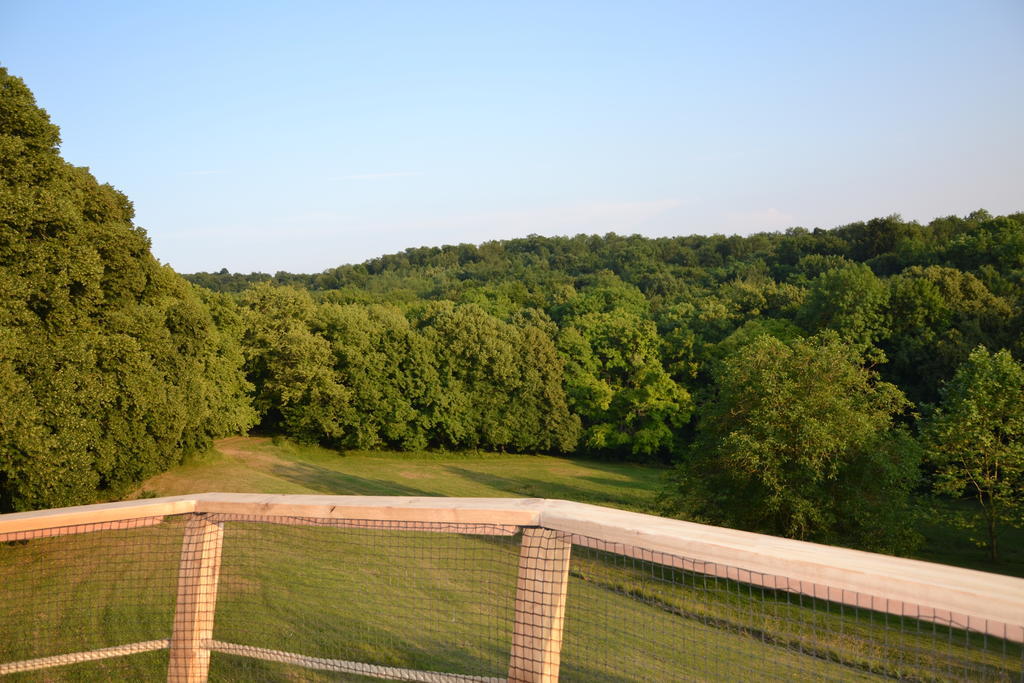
[205,515,523,681]
[560,537,1024,682]
[0,515,184,681]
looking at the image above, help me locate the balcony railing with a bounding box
[1,494,1021,681]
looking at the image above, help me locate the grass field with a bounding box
[2,437,1021,681]
[134,436,666,513]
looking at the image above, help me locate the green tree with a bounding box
[662,332,920,552]
[192,288,259,443]
[414,302,578,451]
[922,346,1024,561]
[506,312,581,452]
[240,283,349,444]
[559,310,691,459]
[0,68,254,510]
[706,318,804,375]
[797,263,890,363]
[313,303,439,450]
[550,271,650,322]
[885,266,1014,404]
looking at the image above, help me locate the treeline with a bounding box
[240,286,579,453]
[191,212,1024,413]
[189,211,1024,440]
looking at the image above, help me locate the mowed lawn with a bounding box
[133,436,664,513]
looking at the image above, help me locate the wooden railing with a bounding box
[1,493,1022,681]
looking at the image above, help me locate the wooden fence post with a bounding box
[508,527,572,683]
[168,514,224,682]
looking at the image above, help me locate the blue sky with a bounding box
[3,0,1022,273]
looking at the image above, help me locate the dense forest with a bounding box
[3,68,1022,559]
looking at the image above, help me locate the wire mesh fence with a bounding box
[561,537,1024,682]
[206,515,521,681]
[0,515,183,681]
[0,499,1021,682]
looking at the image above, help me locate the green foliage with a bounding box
[885,266,1014,404]
[412,301,580,452]
[560,309,692,459]
[239,283,349,443]
[798,263,890,363]
[662,333,920,552]
[922,346,1024,560]
[0,68,254,511]
[191,289,258,441]
[236,288,579,453]
[706,318,805,374]
[550,271,650,322]
[313,302,438,450]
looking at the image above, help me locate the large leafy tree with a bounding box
[797,263,890,363]
[0,68,254,510]
[662,332,920,552]
[239,283,349,444]
[922,347,1024,561]
[312,302,438,450]
[885,266,1014,405]
[414,302,579,452]
[559,309,691,459]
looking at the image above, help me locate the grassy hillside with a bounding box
[133,436,665,513]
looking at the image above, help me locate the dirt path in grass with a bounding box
[212,435,291,472]
[214,435,271,458]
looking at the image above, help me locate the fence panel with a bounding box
[0,515,185,681]
[206,515,521,681]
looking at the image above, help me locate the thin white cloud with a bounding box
[332,171,423,181]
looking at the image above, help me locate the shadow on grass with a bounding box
[575,475,654,491]
[914,497,1024,578]
[443,467,654,512]
[270,461,439,497]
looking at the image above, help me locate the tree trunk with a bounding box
[986,508,998,562]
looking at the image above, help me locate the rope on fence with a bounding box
[0,639,169,674]
[207,640,506,682]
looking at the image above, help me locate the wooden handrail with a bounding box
[1,493,1022,643]
[0,495,199,535]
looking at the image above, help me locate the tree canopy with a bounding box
[661,332,920,552]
